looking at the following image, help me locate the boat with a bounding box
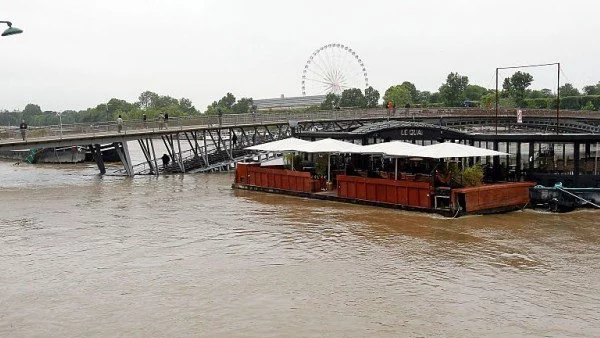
[529,183,600,212]
[0,146,86,164]
[234,139,536,217]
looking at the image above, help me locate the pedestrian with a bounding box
[161,153,170,168]
[405,103,410,116]
[386,101,393,121]
[117,115,123,133]
[218,108,223,126]
[164,113,169,129]
[19,119,28,141]
[143,113,147,128]
[158,113,165,130]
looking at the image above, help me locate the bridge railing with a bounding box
[1,107,595,143]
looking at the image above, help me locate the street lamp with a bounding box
[56,111,63,138]
[495,62,560,135]
[1,21,23,36]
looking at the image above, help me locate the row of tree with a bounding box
[373,72,600,111]
[3,75,600,127]
[0,91,200,127]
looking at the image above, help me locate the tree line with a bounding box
[330,73,600,111]
[2,74,599,127]
[0,91,200,127]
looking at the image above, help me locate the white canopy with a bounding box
[301,138,363,153]
[245,137,312,152]
[356,141,424,157]
[260,157,285,166]
[417,142,510,158]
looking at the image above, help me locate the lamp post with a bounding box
[495,62,560,135]
[1,21,23,36]
[56,112,63,138]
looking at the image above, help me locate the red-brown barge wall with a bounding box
[236,163,316,193]
[337,175,432,209]
[451,182,535,212]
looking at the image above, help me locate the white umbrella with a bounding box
[302,138,363,183]
[357,140,423,157]
[302,138,363,154]
[355,141,424,180]
[245,137,312,152]
[418,142,510,159]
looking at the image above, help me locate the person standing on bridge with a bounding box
[218,108,223,126]
[158,113,165,130]
[117,115,123,133]
[143,113,147,128]
[19,119,28,141]
[387,101,394,121]
[164,113,169,129]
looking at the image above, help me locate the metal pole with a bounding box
[557,62,560,135]
[595,142,598,175]
[495,68,499,135]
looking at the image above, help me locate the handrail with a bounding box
[1,107,592,142]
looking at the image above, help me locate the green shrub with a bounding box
[462,164,484,187]
[582,101,596,111]
[315,154,329,176]
[283,153,302,170]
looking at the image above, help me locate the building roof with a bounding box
[254,95,326,110]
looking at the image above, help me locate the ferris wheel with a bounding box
[301,43,369,96]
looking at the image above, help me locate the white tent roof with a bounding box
[245,137,312,152]
[417,142,510,158]
[302,138,363,153]
[260,157,285,166]
[355,141,424,157]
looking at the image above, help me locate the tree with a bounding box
[582,82,600,95]
[22,103,42,121]
[439,72,469,106]
[178,97,198,114]
[399,81,418,102]
[503,71,533,107]
[465,85,488,101]
[218,93,236,109]
[364,86,380,108]
[137,91,159,110]
[528,88,554,99]
[107,98,135,115]
[153,95,178,109]
[320,93,340,110]
[339,88,365,108]
[232,97,253,114]
[383,85,412,108]
[559,83,580,97]
[429,92,441,103]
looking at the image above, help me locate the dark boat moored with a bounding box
[530,184,600,212]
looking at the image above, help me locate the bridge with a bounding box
[1,107,599,176]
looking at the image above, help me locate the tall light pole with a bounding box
[1,21,23,36]
[495,62,560,135]
[56,112,63,138]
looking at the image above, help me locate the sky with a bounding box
[1,0,598,112]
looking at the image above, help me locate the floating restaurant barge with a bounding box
[232,118,600,214]
[233,163,535,217]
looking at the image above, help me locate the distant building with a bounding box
[254,94,326,110]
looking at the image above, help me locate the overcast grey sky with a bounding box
[2,0,598,112]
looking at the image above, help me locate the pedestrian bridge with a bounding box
[1,107,598,176]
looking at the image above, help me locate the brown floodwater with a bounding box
[0,155,599,337]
